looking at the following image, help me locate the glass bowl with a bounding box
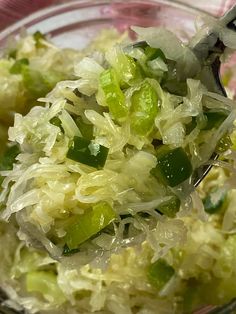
[0,1,235,314]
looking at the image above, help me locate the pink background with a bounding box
[0,0,235,31]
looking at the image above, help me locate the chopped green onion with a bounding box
[9,58,29,74]
[26,271,65,303]
[203,187,227,214]
[67,136,109,169]
[99,68,128,120]
[75,116,94,140]
[156,195,181,218]
[151,146,193,187]
[130,81,159,136]
[202,111,228,130]
[147,259,175,290]
[64,201,116,249]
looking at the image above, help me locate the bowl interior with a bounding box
[0,0,206,51]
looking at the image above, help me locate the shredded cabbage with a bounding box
[0,19,236,314]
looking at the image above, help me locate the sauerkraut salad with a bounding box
[0,21,236,314]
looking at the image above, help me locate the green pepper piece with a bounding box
[99,68,128,120]
[203,187,227,214]
[64,201,116,249]
[0,145,20,171]
[151,146,193,187]
[0,145,20,185]
[75,116,93,140]
[202,111,228,130]
[9,58,29,74]
[50,116,64,133]
[147,259,175,290]
[62,244,80,256]
[157,195,181,218]
[67,136,109,169]
[185,117,197,135]
[131,81,159,136]
[33,31,45,48]
[144,47,166,62]
[8,49,17,59]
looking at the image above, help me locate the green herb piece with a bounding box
[64,201,116,249]
[75,116,93,140]
[202,111,228,130]
[157,195,181,218]
[130,81,159,136]
[151,146,193,187]
[147,259,175,290]
[67,136,109,169]
[203,187,227,214]
[99,68,128,120]
[9,58,29,74]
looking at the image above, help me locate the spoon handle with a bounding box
[190,4,236,62]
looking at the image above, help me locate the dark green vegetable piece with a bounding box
[144,47,166,62]
[151,146,193,187]
[33,31,45,48]
[9,58,29,74]
[75,116,93,140]
[62,244,80,256]
[147,258,175,290]
[67,136,109,169]
[8,49,17,59]
[185,117,197,135]
[0,145,20,185]
[202,111,228,130]
[0,145,20,171]
[157,195,181,218]
[203,187,227,214]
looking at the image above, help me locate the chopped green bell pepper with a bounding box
[203,187,227,214]
[66,136,109,169]
[75,116,94,140]
[64,201,116,249]
[147,258,175,290]
[9,58,29,74]
[202,111,228,130]
[151,146,193,187]
[157,195,181,218]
